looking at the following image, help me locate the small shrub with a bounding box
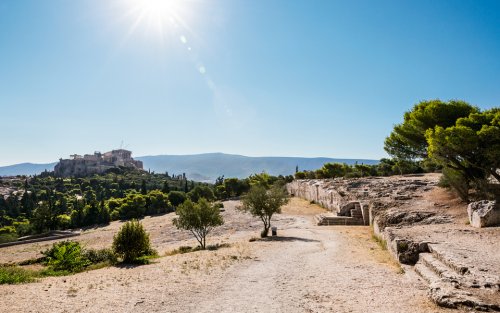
[178,246,195,253]
[206,243,230,251]
[83,248,117,265]
[0,226,16,235]
[110,210,120,221]
[18,257,45,266]
[113,220,155,263]
[0,233,18,244]
[42,241,90,272]
[165,246,197,256]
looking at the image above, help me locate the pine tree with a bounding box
[161,181,170,193]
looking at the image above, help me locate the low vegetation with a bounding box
[42,241,90,272]
[0,240,118,285]
[165,243,231,256]
[0,266,40,284]
[371,234,388,251]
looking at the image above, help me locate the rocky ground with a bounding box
[379,187,500,311]
[0,197,459,313]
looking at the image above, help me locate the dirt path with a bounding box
[0,198,459,313]
[166,227,453,313]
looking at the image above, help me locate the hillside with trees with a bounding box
[0,168,209,243]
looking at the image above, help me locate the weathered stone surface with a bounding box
[416,250,500,311]
[289,174,500,310]
[286,175,436,218]
[467,200,500,228]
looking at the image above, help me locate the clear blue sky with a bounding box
[1,0,499,166]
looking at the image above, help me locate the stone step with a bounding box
[318,220,364,226]
[314,214,365,226]
[419,253,460,285]
[428,245,470,275]
[415,254,500,311]
[414,262,441,285]
[428,246,500,291]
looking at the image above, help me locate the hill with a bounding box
[0,162,57,177]
[136,153,378,181]
[0,153,378,181]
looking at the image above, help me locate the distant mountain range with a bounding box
[0,162,57,177]
[0,153,378,182]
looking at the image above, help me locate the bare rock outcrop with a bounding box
[467,200,500,228]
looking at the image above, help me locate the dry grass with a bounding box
[281,197,329,216]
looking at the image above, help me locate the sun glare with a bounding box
[133,0,177,22]
[122,0,193,39]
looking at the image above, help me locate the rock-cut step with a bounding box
[414,259,441,285]
[414,252,500,311]
[418,253,460,285]
[314,214,365,226]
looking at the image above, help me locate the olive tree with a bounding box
[173,198,223,249]
[240,184,289,238]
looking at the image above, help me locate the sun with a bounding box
[122,0,193,39]
[132,0,179,22]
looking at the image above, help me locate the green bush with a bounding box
[83,248,117,265]
[0,226,16,235]
[113,220,155,263]
[13,220,32,236]
[110,210,120,221]
[0,233,18,244]
[168,191,187,207]
[56,214,72,230]
[42,241,90,272]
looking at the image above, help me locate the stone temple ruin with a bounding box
[54,149,143,177]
